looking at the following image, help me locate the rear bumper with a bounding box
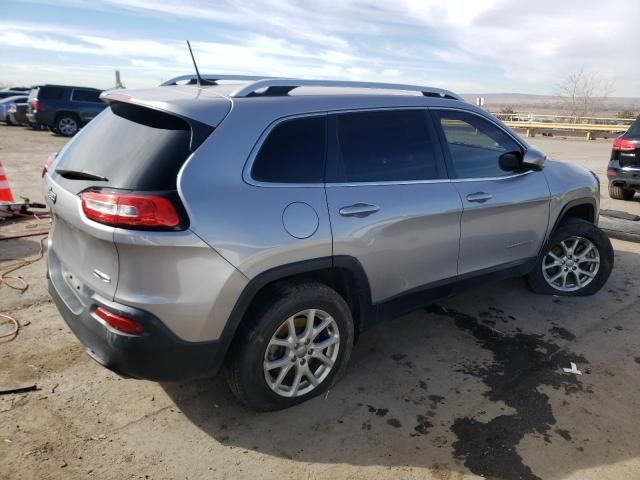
[27,111,54,126]
[10,112,28,125]
[48,274,226,382]
[608,164,640,191]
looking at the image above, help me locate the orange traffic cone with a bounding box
[0,161,15,203]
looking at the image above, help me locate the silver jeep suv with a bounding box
[44,76,613,410]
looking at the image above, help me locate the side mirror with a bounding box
[498,151,523,172]
[522,148,546,170]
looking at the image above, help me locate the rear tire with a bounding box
[225,281,354,411]
[609,183,635,201]
[526,218,613,296]
[55,115,79,136]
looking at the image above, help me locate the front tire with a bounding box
[526,218,613,296]
[225,281,354,411]
[609,183,635,201]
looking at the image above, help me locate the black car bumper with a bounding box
[608,163,640,191]
[48,274,225,382]
[11,112,29,125]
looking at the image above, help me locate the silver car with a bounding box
[44,76,613,410]
[0,95,28,124]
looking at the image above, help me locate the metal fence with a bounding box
[492,113,634,138]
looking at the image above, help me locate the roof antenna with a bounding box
[186,40,207,86]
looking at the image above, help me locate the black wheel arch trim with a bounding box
[538,197,598,258]
[549,198,597,236]
[55,110,82,122]
[217,256,374,364]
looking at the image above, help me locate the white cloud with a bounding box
[0,0,638,94]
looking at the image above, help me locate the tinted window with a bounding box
[252,116,326,183]
[72,89,102,102]
[0,96,26,104]
[53,102,199,193]
[435,110,521,178]
[331,109,440,182]
[38,87,66,100]
[626,116,640,138]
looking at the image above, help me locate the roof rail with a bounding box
[160,74,275,86]
[229,79,462,100]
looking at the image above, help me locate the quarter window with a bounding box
[434,110,522,178]
[252,116,326,183]
[38,87,65,100]
[331,109,441,182]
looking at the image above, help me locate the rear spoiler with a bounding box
[99,87,231,129]
[100,92,214,152]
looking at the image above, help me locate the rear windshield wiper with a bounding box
[55,168,108,182]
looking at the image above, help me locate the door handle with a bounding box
[466,192,493,203]
[339,203,380,217]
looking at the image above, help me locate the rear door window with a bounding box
[251,115,326,183]
[434,109,522,179]
[72,89,102,102]
[53,102,205,193]
[329,109,442,183]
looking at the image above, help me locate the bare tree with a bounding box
[557,68,614,117]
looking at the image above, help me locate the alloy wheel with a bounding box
[263,309,340,398]
[58,117,78,136]
[542,236,600,292]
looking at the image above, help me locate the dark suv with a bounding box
[27,85,106,136]
[607,115,640,200]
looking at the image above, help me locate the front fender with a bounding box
[542,159,600,237]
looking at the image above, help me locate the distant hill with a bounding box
[461,93,640,116]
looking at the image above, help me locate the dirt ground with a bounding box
[1,125,640,480]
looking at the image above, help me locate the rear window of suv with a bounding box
[627,116,640,138]
[38,87,66,100]
[53,102,201,192]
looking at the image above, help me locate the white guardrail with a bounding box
[492,113,634,139]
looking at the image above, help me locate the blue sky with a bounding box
[1,0,638,95]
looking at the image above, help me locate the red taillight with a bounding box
[33,99,40,112]
[81,190,180,229]
[42,152,56,178]
[607,168,617,177]
[95,307,144,335]
[612,136,636,151]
